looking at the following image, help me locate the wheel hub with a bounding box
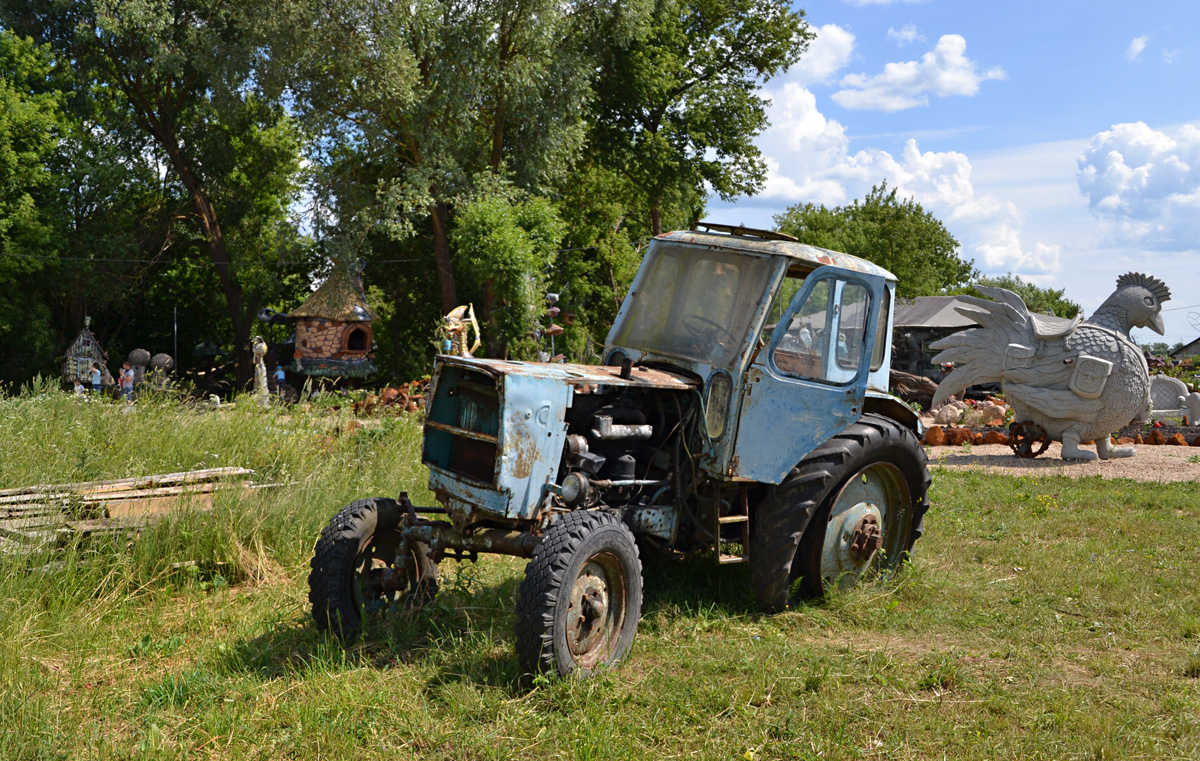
[567,560,613,659]
[824,501,884,590]
[848,513,883,561]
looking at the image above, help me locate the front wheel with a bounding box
[515,511,643,676]
[750,414,930,611]
[308,498,439,641]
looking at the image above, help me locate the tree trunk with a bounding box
[650,202,663,237]
[430,202,457,313]
[157,128,253,386]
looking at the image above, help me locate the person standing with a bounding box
[274,365,286,396]
[119,362,135,401]
[90,362,102,393]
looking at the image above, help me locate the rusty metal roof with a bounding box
[438,356,700,390]
[657,230,898,282]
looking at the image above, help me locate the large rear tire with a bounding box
[750,414,929,612]
[309,498,439,641]
[515,511,643,676]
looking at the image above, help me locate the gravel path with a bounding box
[926,441,1200,483]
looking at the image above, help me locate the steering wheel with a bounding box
[682,314,737,348]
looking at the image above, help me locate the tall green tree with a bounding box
[0,31,64,383]
[2,0,305,384]
[270,0,593,316]
[774,182,977,297]
[589,0,811,235]
[953,273,1080,319]
[451,177,566,358]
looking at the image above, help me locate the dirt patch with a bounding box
[927,441,1200,482]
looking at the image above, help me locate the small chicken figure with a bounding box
[930,272,1171,460]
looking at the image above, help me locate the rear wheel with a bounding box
[750,414,929,612]
[515,511,642,676]
[309,498,439,641]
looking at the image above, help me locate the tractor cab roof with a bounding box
[659,225,897,283]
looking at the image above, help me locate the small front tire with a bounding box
[308,498,439,641]
[515,511,643,676]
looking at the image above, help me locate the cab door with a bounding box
[730,266,884,484]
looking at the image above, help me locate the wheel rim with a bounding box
[565,553,627,670]
[809,462,912,591]
[352,533,425,615]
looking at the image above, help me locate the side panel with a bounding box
[424,362,571,521]
[497,374,572,520]
[729,267,885,484]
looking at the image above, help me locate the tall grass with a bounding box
[1,386,1198,759]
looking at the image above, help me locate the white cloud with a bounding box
[790,24,856,87]
[887,24,924,46]
[1077,121,1200,250]
[755,86,1059,273]
[1163,49,1180,64]
[832,35,1006,112]
[1126,35,1149,62]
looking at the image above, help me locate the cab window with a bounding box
[772,278,871,384]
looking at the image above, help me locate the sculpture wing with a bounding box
[928,288,1038,408]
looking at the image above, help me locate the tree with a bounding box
[270,0,593,316]
[451,177,566,358]
[953,273,1080,319]
[774,183,977,297]
[589,0,811,235]
[0,31,64,384]
[2,0,305,385]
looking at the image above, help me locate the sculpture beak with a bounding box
[1149,312,1165,335]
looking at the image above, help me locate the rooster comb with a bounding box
[1116,272,1171,302]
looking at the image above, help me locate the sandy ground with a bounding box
[926,441,1200,483]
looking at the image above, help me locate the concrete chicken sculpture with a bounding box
[930,273,1171,460]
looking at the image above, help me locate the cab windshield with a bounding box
[610,243,777,367]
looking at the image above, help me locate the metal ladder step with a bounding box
[714,486,751,564]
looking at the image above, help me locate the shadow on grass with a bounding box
[221,551,769,693]
[637,546,761,621]
[221,575,528,690]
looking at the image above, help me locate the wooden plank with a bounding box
[0,467,254,499]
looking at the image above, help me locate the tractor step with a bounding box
[713,486,751,566]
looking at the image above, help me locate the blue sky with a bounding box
[708,0,1200,346]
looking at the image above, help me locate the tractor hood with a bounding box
[436,356,699,391]
[423,356,697,525]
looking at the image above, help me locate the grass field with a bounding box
[1,382,1198,760]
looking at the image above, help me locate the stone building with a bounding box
[61,317,114,387]
[285,259,379,378]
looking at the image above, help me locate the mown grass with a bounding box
[1,383,1198,760]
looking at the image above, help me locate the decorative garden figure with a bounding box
[252,336,270,407]
[930,273,1171,460]
[442,303,482,357]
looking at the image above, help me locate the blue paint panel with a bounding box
[429,466,510,515]
[730,266,886,484]
[497,374,572,520]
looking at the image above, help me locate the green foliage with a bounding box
[1141,340,1185,356]
[954,272,1081,318]
[451,179,567,358]
[775,182,977,297]
[0,31,64,383]
[589,0,812,233]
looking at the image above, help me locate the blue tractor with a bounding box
[309,223,930,676]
